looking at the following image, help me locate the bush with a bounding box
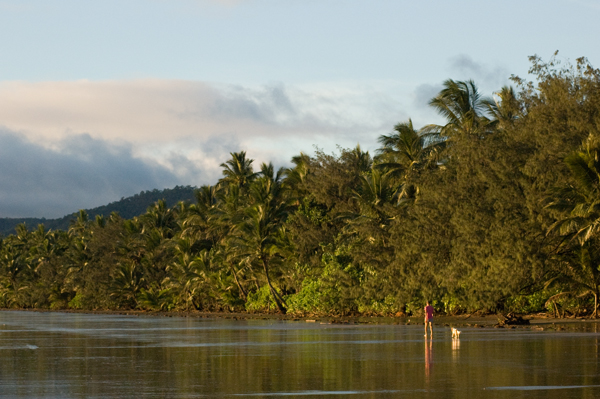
[245,285,277,312]
[68,293,84,309]
[357,295,397,315]
[286,278,343,313]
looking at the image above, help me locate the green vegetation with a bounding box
[2,54,600,317]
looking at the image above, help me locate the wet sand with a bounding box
[4,308,599,332]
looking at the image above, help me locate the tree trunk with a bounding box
[262,257,286,314]
[230,265,247,301]
[594,290,598,319]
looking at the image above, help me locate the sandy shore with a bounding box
[3,308,600,332]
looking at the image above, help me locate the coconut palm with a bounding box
[284,152,311,200]
[0,244,28,306]
[353,168,399,214]
[140,200,178,240]
[110,260,145,308]
[484,86,521,130]
[546,135,600,317]
[340,167,400,257]
[220,151,258,191]
[376,119,444,200]
[180,185,222,251]
[164,238,210,310]
[427,79,492,138]
[547,134,600,244]
[68,210,93,238]
[231,163,294,313]
[546,243,600,317]
[345,144,372,175]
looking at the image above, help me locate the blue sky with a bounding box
[1,0,599,218]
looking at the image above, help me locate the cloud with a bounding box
[208,83,295,125]
[448,54,510,90]
[0,78,408,217]
[0,79,395,144]
[0,78,402,165]
[412,83,443,110]
[0,129,184,218]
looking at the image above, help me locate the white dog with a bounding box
[451,327,461,339]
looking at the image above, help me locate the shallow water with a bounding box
[0,311,599,398]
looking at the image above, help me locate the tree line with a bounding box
[2,55,600,317]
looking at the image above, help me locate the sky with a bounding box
[1,0,599,218]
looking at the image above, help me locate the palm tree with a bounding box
[231,163,293,313]
[547,134,600,244]
[215,184,248,275]
[485,86,521,130]
[546,134,600,317]
[345,144,372,175]
[164,238,210,310]
[353,168,398,212]
[141,200,178,240]
[342,167,400,255]
[376,119,444,200]
[110,260,145,308]
[427,79,492,138]
[195,184,220,214]
[137,285,174,311]
[220,151,258,190]
[284,152,311,200]
[180,185,221,250]
[68,210,90,238]
[546,243,600,317]
[0,244,28,306]
[183,180,254,306]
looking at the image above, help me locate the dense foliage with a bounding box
[2,55,600,317]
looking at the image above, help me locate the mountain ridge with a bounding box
[0,185,197,236]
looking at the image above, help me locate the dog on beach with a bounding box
[451,327,461,339]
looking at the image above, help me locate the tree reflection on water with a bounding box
[0,312,600,398]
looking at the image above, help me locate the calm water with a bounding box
[0,311,599,398]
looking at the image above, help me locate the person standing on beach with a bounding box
[424,301,434,337]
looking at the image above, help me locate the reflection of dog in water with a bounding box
[451,327,461,339]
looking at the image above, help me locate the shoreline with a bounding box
[2,308,600,331]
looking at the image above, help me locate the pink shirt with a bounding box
[424,305,434,320]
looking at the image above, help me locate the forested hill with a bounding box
[0,185,197,236]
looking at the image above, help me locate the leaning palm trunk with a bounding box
[261,257,286,314]
[594,288,599,318]
[230,264,247,301]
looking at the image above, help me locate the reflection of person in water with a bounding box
[424,337,432,380]
[424,301,434,337]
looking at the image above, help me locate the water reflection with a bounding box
[1,311,600,398]
[486,385,600,391]
[424,336,433,382]
[452,335,460,351]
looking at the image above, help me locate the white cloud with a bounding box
[0,78,403,163]
[0,78,410,216]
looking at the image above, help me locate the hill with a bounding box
[0,185,197,236]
